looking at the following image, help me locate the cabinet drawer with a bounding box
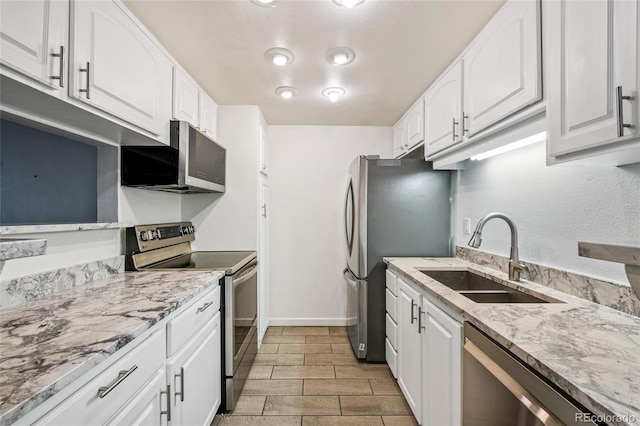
[386,288,398,321]
[385,269,398,296]
[385,337,398,379]
[167,284,220,357]
[386,313,397,349]
[36,328,165,425]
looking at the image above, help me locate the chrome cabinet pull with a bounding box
[97,365,138,398]
[418,306,425,334]
[197,301,213,313]
[410,300,417,324]
[160,384,171,421]
[174,367,185,402]
[616,86,632,137]
[462,112,469,135]
[50,46,64,87]
[452,118,459,141]
[79,62,91,99]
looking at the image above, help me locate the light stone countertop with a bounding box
[0,269,224,425]
[385,257,640,426]
[0,239,47,262]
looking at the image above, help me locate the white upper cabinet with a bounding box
[173,67,200,127]
[259,125,269,175]
[463,0,542,137]
[406,99,425,150]
[425,60,463,156]
[393,121,406,158]
[70,0,172,137]
[547,0,639,163]
[200,91,218,138]
[0,0,68,95]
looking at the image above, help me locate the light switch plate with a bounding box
[463,218,471,235]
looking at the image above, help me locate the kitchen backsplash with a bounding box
[456,246,640,317]
[0,256,124,309]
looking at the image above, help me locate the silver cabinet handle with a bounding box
[262,203,267,218]
[97,365,137,398]
[418,306,425,334]
[160,384,171,421]
[197,301,213,313]
[462,112,469,135]
[79,62,91,99]
[452,118,459,141]
[410,300,417,324]
[174,367,185,402]
[50,46,64,87]
[616,86,632,137]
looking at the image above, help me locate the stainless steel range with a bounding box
[125,222,257,412]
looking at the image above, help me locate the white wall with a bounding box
[268,125,393,325]
[454,141,640,285]
[182,106,261,251]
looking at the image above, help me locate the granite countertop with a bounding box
[0,269,224,425]
[0,239,47,262]
[385,257,640,426]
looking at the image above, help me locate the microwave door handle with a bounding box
[464,341,563,426]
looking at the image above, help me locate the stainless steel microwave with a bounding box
[121,121,226,193]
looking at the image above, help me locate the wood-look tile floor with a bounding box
[213,326,417,426]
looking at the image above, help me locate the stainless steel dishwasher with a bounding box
[463,323,598,426]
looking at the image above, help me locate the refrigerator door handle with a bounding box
[344,180,355,255]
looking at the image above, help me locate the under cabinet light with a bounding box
[470,132,547,161]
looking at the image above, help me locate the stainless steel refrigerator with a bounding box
[343,156,452,361]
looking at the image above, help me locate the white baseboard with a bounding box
[268,318,348,326]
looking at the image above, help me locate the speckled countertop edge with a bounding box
[0,269,224,425]
[385,257,640,426]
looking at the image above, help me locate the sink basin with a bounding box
[420,270,562,304]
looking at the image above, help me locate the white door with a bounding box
[167,314,221,426]
[70,0,172,137]
[397,278,422,422]
[463,0,542,137]
[422,298,462,426]
[259,179,270,339]
[173,67,200,127]
[199,91,218,138]
[105,369,167,426]
[259,125,269,175]
[425,60,463,157]
[548,0,638,157]
[0,0,68,94]
[392,120,406,158]
[406,99,425,150]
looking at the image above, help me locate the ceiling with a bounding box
[123,0,505,126]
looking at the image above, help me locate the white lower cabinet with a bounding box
[385,269,399,378]
[388,268,463,426]
[105,368,168,426]
[167,313,221,426]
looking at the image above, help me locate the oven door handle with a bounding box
[233,262,258,286]
[464,340,563,426]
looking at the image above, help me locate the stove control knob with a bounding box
[189,225,195,234]
[140,231,148,241]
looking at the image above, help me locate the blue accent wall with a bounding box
[0,119,98,225]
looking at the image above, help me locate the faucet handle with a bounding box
[509,260,529,282]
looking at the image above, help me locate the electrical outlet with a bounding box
[463,218,471,235]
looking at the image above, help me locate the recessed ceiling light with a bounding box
[322,87,346,102]
[265,48,295,66]
[275,86,298,99]
[250,0,279,7]
[326,47,356,65]
[332,0,366,7]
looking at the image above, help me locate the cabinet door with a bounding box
[259,179,270,339]
[393,120,406,158]
[0,0,68,94]
[105,368,168,426]
[425,60,463,157]
[167,312,221,426]
[199,91,218,139]
[397,278,422,421]
[406,99,425,150]
[70,0,172,137]
[173,67,200,127]
[548,0,638,157]
[422,298,462,426]
[463,0,541,137]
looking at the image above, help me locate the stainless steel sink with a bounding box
[420,270,562,304]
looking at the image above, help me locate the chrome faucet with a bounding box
[468,212,528,281]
